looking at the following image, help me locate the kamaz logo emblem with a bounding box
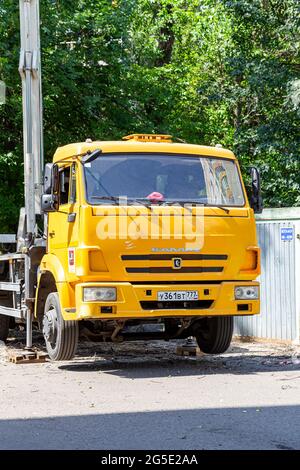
[172,257,182,269]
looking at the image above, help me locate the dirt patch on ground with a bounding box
[1,328,299,374]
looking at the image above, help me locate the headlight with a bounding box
[235,286,259,300]
[83,287,117,302]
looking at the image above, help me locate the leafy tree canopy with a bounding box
[0,0,299,231]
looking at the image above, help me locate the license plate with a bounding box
[157,290,198,302]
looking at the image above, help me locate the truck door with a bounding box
[48,163,79,271]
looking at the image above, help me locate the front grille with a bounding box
[122,254,227,261]
[140,300,214,310]
[126,267,223,273]
[122,253,227,275]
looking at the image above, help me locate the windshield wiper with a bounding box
[127,198,153,210]
[91,197,230,213]
[91,195,119,204]
[91,196,153,210]
[164,200,231,213]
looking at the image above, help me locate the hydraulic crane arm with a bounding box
[19,0,44,234]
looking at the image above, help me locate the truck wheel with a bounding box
[43,292,78,361]
[195,316,233,354]
[0,315,10,342]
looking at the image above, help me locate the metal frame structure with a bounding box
[19,0,44,223]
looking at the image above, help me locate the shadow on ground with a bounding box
[0,405,299,450]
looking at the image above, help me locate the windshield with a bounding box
[83,153,245,207]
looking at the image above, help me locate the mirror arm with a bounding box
[248,166,263,214]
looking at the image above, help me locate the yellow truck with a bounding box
[0,133,262,360]
[0,2,262,361]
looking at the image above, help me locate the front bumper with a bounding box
[63,281,260,321]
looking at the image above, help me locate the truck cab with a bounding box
[36,134,261,360]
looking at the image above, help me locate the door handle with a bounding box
[68,213,76,223]
[49,230,56,238]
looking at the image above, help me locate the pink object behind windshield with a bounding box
[146,191,164,202]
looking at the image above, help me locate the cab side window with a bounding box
[59,166,70,205]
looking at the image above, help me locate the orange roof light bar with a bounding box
[122,134,173,143]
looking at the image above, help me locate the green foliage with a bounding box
[0,0,299,230]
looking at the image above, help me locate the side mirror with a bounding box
[41,164,60,212]
[249,166,263,214]
[43,163,53,194]
[82,149,102,164]
[41,193,58,212]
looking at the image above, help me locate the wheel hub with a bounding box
[43,308,58,344]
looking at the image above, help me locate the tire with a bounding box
[195,316,233,354]
[0,314,9,342]
[43,292,78,361]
